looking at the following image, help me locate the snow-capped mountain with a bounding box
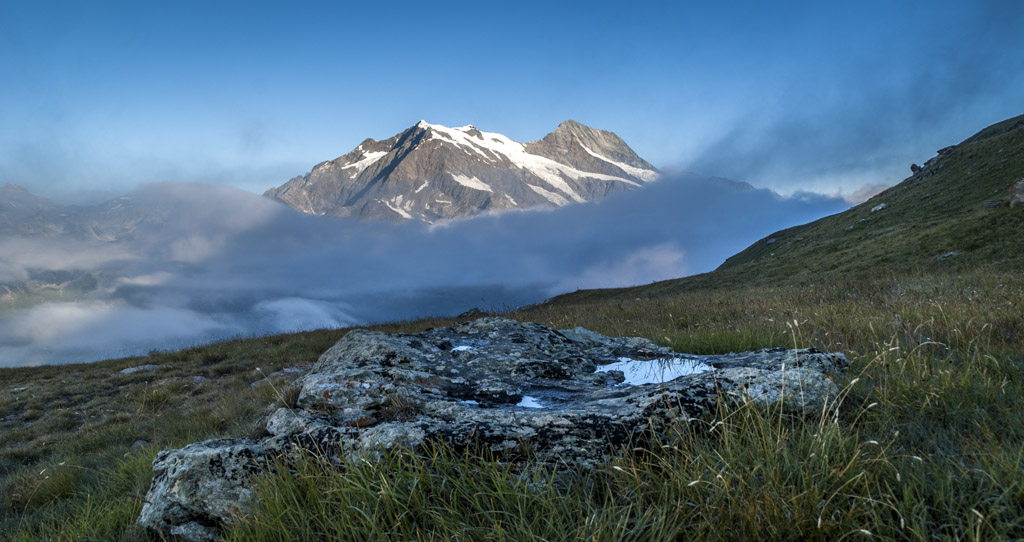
[264,120,660,222]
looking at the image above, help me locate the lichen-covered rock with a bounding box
[137,439,270,541]
[138,318,848,540]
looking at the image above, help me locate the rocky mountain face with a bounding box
[0,183,152,242]
[264,120,660,222]
[0,184,69,237]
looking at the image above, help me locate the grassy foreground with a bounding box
[1,269,1022,540]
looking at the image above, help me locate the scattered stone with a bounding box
[137,318,848,540]
[1010,177,1024,208]
[983,199,1003,209]
[766,237,777,244]
[871,203,887,212]
[249,362,312,387]
[937,145,956,156]
[119,364,165,375]
[9,387,27,393]
[936,251,961,261]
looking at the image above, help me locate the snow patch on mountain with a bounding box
[526,184,570,206]
[579,143,660,182]
[341,151,386,176]
[382,198,413,219]
[450,174,493,192]
[418,121,633,200]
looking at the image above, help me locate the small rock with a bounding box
[937,145,956,156]
[765,237,777,244]
[871,203,887,212]
[1010,177,1024,208]
[936,251,961,261]
[130,440,149,451]
[983,199,1003,208]
[250,362,312,387]
[910,163,922,174]
[10,387,27,392]
[119,364,165,375]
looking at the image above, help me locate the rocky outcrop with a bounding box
[264,120,660,223]
[137,318,848,540]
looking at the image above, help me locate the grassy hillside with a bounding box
[1,114,1023,540]
[545,113,1024,303]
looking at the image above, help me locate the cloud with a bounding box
[0,236,136,272]
[552,244,687,294]
[0,176,849,365]
[252,297,357,332]
[839,184,890,205]
[0,300,239,366]
[683,4,1024,196]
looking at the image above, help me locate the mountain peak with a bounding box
[265,120,660,223]
[554,119,590,132]
[1,183,30,193]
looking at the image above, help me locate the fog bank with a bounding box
[0,175,848,366]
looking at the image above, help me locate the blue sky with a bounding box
[2,0,1023,201]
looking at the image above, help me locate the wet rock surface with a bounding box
[138,318,848,540]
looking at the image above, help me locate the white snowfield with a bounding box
[579,143,660,182]
[450,173,494,192]
[525,183,570,206]
[380,197,413,219]
[416,121,650,204]
[341,149,386,176]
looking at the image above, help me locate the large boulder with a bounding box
[138,318,848,540]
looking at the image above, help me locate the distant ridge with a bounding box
[264,120,660,222]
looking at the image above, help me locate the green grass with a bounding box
[2,269,1019,540]
[0,320,453,540]
[221,272,1024,540]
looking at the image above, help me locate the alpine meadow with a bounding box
[1,112,1023,540]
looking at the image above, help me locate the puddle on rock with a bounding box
[597,357,713,385]
[516,395,543,409]
[458,356,712,412]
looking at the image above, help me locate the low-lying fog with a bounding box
[0,174,849,366]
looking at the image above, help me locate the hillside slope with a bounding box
[544,113,1024,304]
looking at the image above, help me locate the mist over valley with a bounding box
[0,167,848,366]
